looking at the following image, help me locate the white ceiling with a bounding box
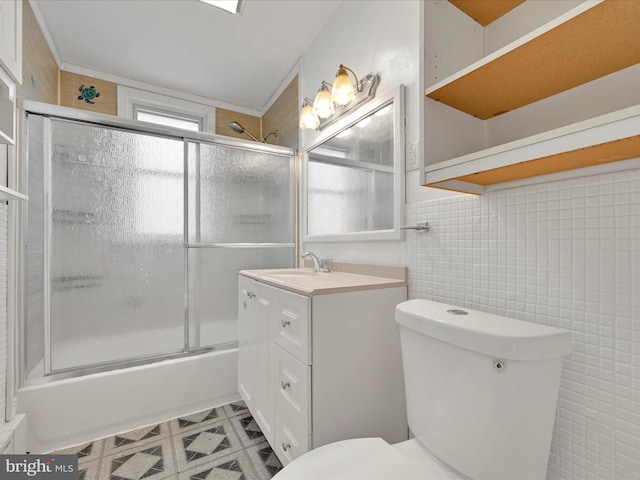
[32,0,342,113]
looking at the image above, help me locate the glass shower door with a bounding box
[187,142,295,350]
[24,110,295,381]
[48,119,185,372]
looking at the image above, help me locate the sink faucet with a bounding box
[301,251,330,273]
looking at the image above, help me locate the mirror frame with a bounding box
[302,85,405,242]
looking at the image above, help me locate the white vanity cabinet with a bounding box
[238,269,408,465]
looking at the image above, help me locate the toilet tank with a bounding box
[395,299,571,480]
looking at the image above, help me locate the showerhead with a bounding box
[228,121,245,134]
[227,121,278,144]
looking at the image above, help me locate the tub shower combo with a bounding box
[17,103,295,452]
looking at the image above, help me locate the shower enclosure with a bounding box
[21,103,295,383]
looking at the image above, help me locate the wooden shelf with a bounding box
[423,106,640,194]
[425,0,640,120]
[0,185,26,201]
[448,0,525,26]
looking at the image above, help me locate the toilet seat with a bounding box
[272,438,464,480]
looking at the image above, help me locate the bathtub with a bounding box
[16,348,239,453]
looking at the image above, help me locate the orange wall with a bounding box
[262,76,298,149]
[59,71,118,115]
[19,0,58,103]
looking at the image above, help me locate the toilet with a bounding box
[273,299,571,480]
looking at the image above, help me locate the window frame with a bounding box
[117,86,216,134]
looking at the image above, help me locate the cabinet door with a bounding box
[252,282,275,445]
[272,343,311,465]
[237,276,258,410]
[0,0,22,83]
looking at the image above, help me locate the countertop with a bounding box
[239,261,407,296]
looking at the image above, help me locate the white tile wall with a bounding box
[406,169,640,480]
[0,203,8,425]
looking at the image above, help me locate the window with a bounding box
[134,107,201,132]
[117,86,216,133]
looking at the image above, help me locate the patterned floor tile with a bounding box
[245,442,282,480]
[222,401,249,419]
[97,437,176,480]
[52,401,283,480]
[229,413,265,448]
[77,459,100,480]
[55,439,105,464]
[173,419,244,472]
[103,423,170,456]
[177,450,257,480]
[170,407,226,434]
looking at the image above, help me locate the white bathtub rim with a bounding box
[17,348,239,453]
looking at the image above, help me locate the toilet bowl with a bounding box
[273,437,463,480]
[273,299,571,480]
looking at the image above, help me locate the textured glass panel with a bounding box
[188,247,293,349]
[25,114,45,379]
[188,143,294,243]
[49,120,185,372]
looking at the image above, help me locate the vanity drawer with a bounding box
[272,287,311,364]
[274,420,311,466]
[272,343,311,464]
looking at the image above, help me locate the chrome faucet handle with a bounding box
[319,258,332,273]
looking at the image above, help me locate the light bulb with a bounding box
[299,104,320,130]
[312,86,335,119]
[331,67,355,106]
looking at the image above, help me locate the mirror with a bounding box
[303,86,404,241]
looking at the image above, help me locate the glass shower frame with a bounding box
[19,101,297,385]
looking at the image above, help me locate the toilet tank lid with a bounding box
[396,299,571,361]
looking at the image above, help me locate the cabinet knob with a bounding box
[243,301,247,309]
[281,442,291,452]
[281,319,291,328]
[281,381,290,390]
[247,291,256,299]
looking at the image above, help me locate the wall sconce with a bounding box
[300,64,379,131]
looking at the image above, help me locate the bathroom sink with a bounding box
[260,268,320,278]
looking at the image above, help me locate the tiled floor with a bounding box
[54,400,283,480]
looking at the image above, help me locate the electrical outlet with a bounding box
[406,141,418,171]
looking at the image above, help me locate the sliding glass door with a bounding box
[23,110,294,381]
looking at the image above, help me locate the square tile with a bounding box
[229,413,265,447]
[173,419,244,472]
[97,437,176,480]
[178,450,257,480]
[245,442,282,480]
[170,408,226,434]
[103,423,170,456]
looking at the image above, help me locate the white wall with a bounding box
[299,0,455,265]
[406,168,640,480]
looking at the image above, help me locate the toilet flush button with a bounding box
[447,309,468,315]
